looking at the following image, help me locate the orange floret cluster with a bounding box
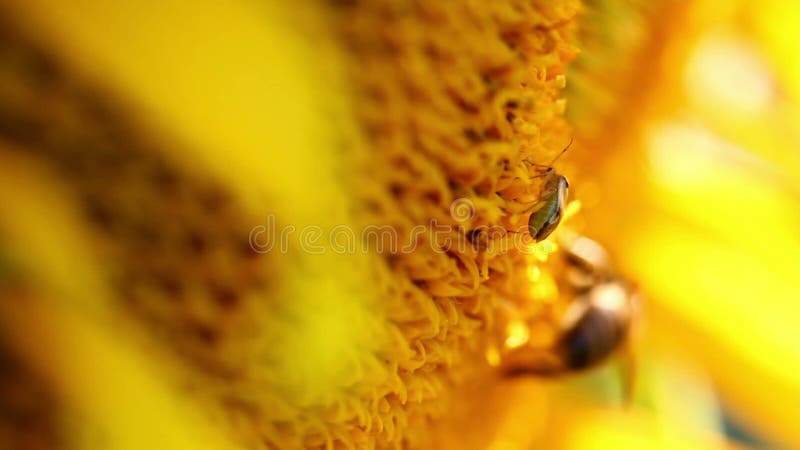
[332,1,578,447]
[0,1,578,449]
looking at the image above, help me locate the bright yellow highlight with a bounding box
[526,265,542,283]
[685,33,775,116]
[563,199,583,222]
[504,321,531,349]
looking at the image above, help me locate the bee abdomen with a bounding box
[558,305,627,370]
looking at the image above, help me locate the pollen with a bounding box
[0,0,580,449]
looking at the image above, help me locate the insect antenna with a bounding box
[546,137,574,166]
[522,137,574,170]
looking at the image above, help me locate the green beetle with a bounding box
[526,138,572,242]
[528,170,569,242]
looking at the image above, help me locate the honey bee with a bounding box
[498,232,639,382]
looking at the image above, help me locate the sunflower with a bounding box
[0,1,798,450]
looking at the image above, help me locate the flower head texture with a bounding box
[0,1,798,450]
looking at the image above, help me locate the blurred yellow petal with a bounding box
[2,298,237,450]
[750,1,800,104]
[0,152,235,450]
[4,0,349,223]
[572,0,800,447]
[563,411,753,450]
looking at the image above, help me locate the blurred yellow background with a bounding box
[545,1,800,448]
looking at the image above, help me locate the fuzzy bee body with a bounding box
[556,281,634,371]
[500,233,638,377]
